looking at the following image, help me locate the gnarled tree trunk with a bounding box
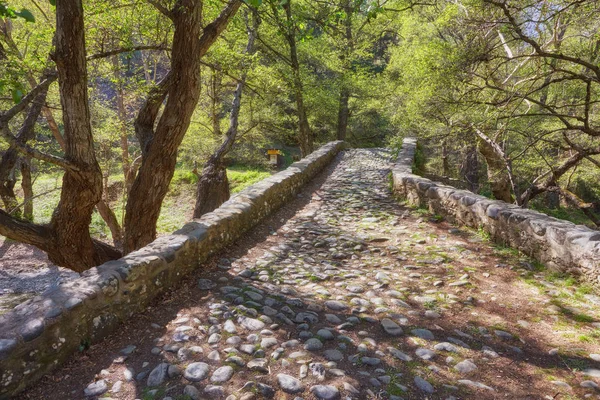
[124,0,241,253]
[477,136,513,203]
[48,0,120,270]
[193,11,258,217]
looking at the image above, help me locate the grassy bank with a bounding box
[25,165,272,243]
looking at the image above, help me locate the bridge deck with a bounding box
[18,149,600,399]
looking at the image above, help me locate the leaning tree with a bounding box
[0,0,242,271]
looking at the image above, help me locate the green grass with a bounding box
[531,204,593,227]
[16,164,273,242]
[227,165,271,193]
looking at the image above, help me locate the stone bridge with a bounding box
[2,141,600,399]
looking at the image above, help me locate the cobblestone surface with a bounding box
[17,149,600,400]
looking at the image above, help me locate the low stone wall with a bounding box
[0,141,345,398]
[392,137,600,288]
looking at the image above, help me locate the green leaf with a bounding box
[16,8,35,22]
[245,0,262,7]
[11,89,23,104]
[49,0,56,5]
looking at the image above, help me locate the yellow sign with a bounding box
[267,149,280,155]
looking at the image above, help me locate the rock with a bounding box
[494,330,513,340]
[311,385,340,400]
[147,363,169,387]
[168,365,182,378]
[261,337,278,349]
[411,328,434,340]
[198,279,216,290]
[325,314,342,324]
[277,374,305,394]
[583,369,600,378]
[304,338,323,351]
[317,329,335,340]
[84,380,108,397]
[109,380,122,394]
[120,344,136,355]
[457,380,495,391]
[183,385,201,400]
[343,382,360,394]
[247,358,268,373]
[381,318,403,336]
[414,376,434,393]
[455,360,477,374]
[361,357,381,366]
[325,301,348,311]
[239,317,265,331]
[580,380,599,389]
[204,385,225,398]
[388,347,412,361]
[184,362,210,382]
[257,383,275,398]
[324,349,344,361]
[211,366,234,383]
[415,348,436,360]
[434,342,457,353]
[208,333,222,344]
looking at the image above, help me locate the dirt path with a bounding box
[17,149,600,400]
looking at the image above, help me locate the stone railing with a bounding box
[392,137,600,289]
[0,141,345,398]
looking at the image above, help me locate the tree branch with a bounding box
[87,45,170,61]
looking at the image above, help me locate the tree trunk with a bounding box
[124,0,241,253]
[193,11,258,218]
[97,199,123,248]
[112,55,133,191]
[210,68,222,136]
[283,0,313,157]
[336,0,353,142]
[441,139,450,176]
[48,0,120,271]
[0,72,52,217]
[461,145,479,193]
[194,162,230,217]
[0,162,19,216]
[477,136,513,203]
[20,157,33,221]
[336,88,350,141]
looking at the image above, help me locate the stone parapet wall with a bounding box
[0,141,345,398]
[392,137,600,288]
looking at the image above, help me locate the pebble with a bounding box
[310,385,340,400]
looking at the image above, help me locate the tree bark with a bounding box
[0,0,121,271]
[282,0,313,157]
[97,199,123,249]
[193,11,258,218]
[124,0,241,253]
[336,0,353,142]
[0,72,52,217]
[20,157,33,221]
[477,136,513,203]
[336,88,350,141]
[194,162,230,217]
[460,145,479,192]
[48,0,120,271]
[112,55,133,192]
[441,139,450,176]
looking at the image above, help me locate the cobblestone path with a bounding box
[19,149,600,400]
